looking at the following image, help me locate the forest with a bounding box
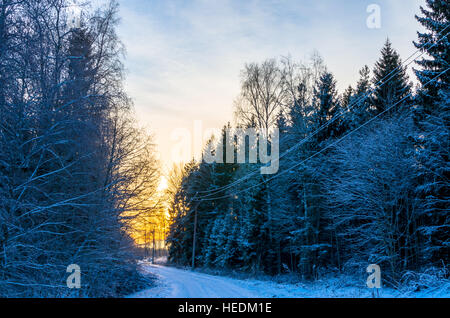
[0,0,160,297]
[0,0,448,298]
[166,0,449,288]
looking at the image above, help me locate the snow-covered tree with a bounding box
[312,71,342,141]
[372,39,412,115]
[412,0,449,267]
[414,0,449,113]
[414,88,449,266]
[0,0,158,297]
[324,114,419,281]
[346,65,373,129]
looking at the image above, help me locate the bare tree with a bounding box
[234,59,289,130]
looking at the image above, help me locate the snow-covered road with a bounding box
[132,264,264,298]
[129,262,447,298]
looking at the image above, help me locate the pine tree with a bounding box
[347,65,372,129]
[289,83,308,129]
[415,89,450,265]
[339,86,354,133]
[413,0,450,113]
[276,109,288,135]
[372,39,411,115]
[313,71,341,141]
[356,65,372,96]
[167,160,199,265]
[233,163,264,272]
[341,85,354,109]
[412,0,449,265]
[324,114,419,278]
[66,29,94,96]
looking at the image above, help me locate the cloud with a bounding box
[115,0,426,168]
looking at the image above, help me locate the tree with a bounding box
[234,59,288,130]
[372,39,412,115]
[414,89,449,266]
[413,0,450,113]
[413,0,449,266]
[341,86,354,109]
[0,0,157,297]
[312,71,341,142]
[346,65,372,129]
[324,114,420,281]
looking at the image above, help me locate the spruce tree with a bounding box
[65,28,95,105]
[372,39,411,115]
[415,89,450,265]
[412,1,449,265]
[289,83,309,129]
[356,65,371,96]
[341,85,354,109]
[339,86,353,133]
[347,65,372,129]
[276,109,288,135]
[313,71,341,141]
[414,0,450,112]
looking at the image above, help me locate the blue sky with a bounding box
[112,0,426,170]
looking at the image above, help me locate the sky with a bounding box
[110,0,427,173]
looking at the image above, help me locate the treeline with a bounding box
[0,0,159,297]
[167,0,449,285]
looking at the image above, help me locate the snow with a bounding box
[129,262,450,298]
[130,264,261,298]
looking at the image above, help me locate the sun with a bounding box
[157,176,168,192]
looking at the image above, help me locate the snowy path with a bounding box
[130,263,374,298]
[129,262,445,298]
[132,264,264,298]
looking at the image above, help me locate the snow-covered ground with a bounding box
[129,262,450,298]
